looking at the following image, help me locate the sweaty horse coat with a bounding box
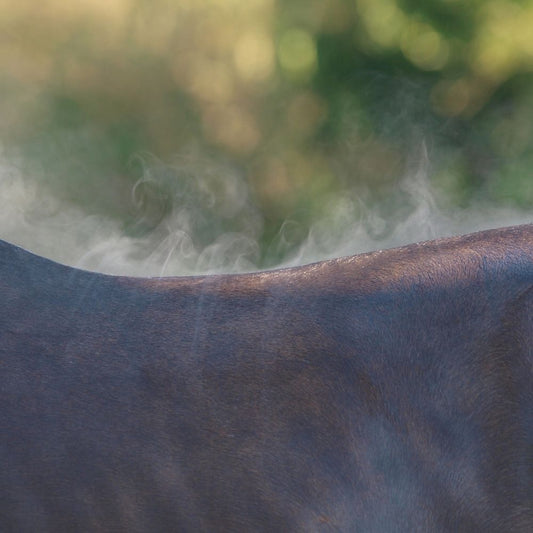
[1,225,532,532]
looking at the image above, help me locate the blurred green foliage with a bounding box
[0,0,532,264]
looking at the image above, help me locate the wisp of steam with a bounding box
[0,144,531,277]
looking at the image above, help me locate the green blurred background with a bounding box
[1,0,532,272]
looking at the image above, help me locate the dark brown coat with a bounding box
[1,225,532,532]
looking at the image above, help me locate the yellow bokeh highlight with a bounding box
[206,0,273,10]
[471,39,516,81]
[511,2,533,60]
[233,31,275,83]
[400,21,449,71]
[21,0,131,25]
[468,1,533,81]
[357,0,406,49]
[277,28,317,79]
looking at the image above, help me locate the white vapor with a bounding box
[0,146,531,276]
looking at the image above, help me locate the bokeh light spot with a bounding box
[470,37,516,81]
[358,0,406,48]
[277,28,317,79]
[233,31,275,83]
[401,23,449,71]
